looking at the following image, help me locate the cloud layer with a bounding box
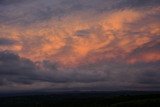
[0,0,160,92]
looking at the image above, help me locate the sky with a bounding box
[0,0,160,93]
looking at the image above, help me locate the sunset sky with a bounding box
[0,0,160,92]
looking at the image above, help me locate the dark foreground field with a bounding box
[0,91,160,107]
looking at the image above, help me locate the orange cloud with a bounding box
[128,51,160,64]
[101,9,142,31]
[0,8,159,68]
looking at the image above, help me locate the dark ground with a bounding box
[0,91,160,107]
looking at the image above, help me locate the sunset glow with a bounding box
[0,0,160,92]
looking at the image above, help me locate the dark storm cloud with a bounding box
[0,50,160,91]
[129,61,160,89]
[0,0,116,25]
[0,38,17,46]
[0,0,159,25]
[113,0,160,9]
[0,0,64,25]
[138,70,160,84]
[0,51,40,85]
[0,51,106,86]
[41,60,107,83]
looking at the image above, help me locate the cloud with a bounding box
[0,0,159,26]
[114,0,160,9]
[76,29,91,37]
[0,51,107,86]
[0,6,159,65]
[137,70,160,85]
[0,50,160,91]
[128,40,160,63]
[0,38,17,46]
[0,51,45,86]
[0,0,160,92]
[0,0,26,5]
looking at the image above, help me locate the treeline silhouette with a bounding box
[0,92,160,107]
